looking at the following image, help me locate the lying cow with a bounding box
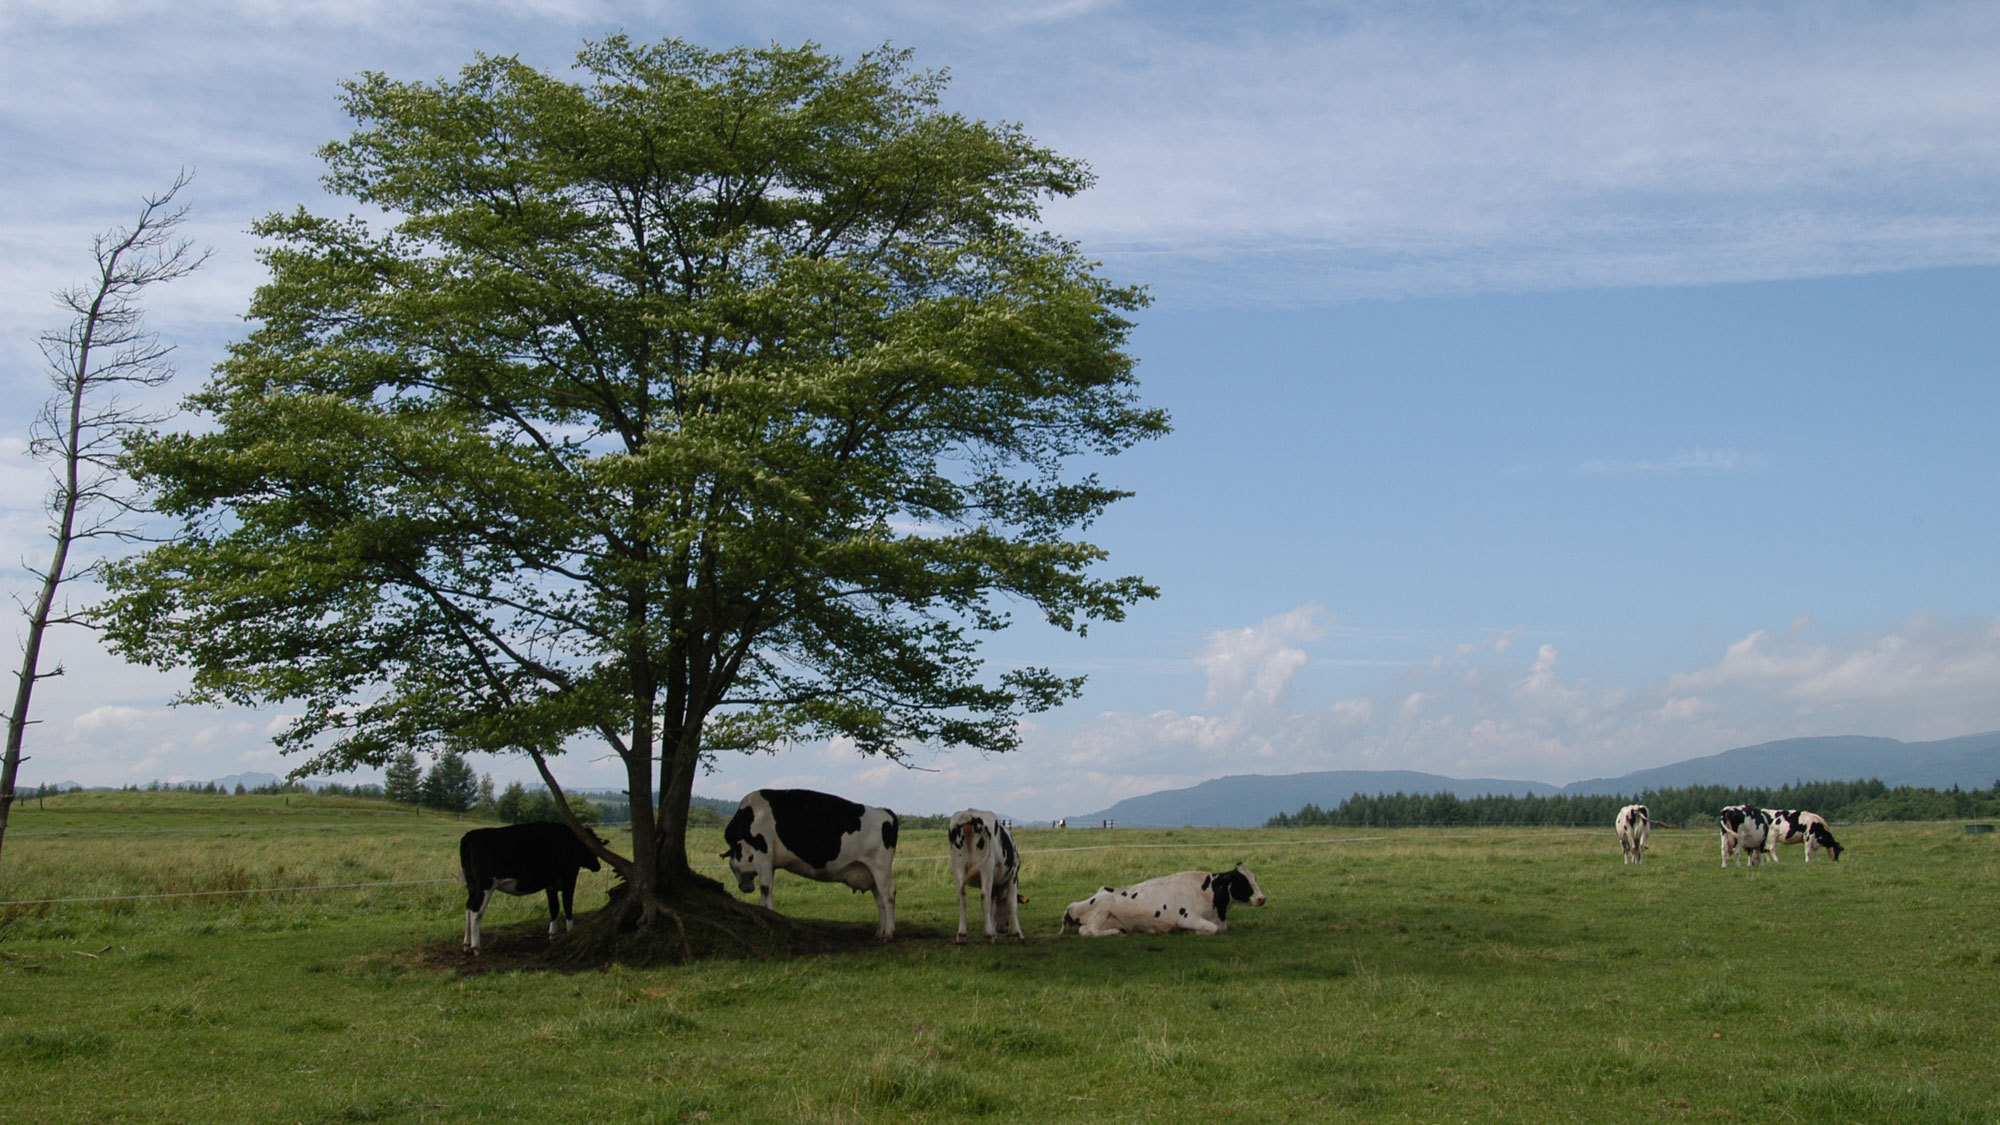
[1615,803,1651,865]
[1060,863,1266,937]
[948,809,1025,944]
[722,788,900,941]
[1719,804,1774,868]
[459,821,604,955]
[1766,808,1844,862]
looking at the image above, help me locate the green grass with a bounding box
[4,795,1998,1121]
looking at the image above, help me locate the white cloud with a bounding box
[70,705,148,734]
[1196,603,1327,711]
[1670,617,2000,712]
[941,610,2000,813]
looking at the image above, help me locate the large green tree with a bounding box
[103,36,1165,941]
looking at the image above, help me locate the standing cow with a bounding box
[1719,804,1774,868]
[948,809,1024,944]
[1615,803,1651,865]
[1767,808,1845,862]
[459,821,604,955]
[722,788,900,940]
[1060,863,1266,937]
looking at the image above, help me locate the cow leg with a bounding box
[873,862,896,942]
[955,877,970,944]
[1003,876,1024,942]
[467,886,495,955]
[1179,915,1224,935]
[981,877,999,943]
[558,874,577,934]
[544,887,562,940]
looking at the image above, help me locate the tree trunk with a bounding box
[654,730,705,888]
[0,418,78,866]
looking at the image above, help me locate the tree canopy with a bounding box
[102,36,1166,936]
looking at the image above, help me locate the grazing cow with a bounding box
[1767,808,1844,862]
[722,788,899,940]
[1719,805,1774,868]
[1059,863,1266,937]
[1054,818,1067,829]
[948,809,1024,944]
[1616,804,1651,865]
[459,821,603,955]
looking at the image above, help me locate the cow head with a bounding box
[1208,863,1267,919]
[720,805,766,893]
[1809,821,1844,861]
[576,832,607,872]
[720,836,767,892]
[1059,887,1114,934]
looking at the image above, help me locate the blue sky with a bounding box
[5,1,2000,818]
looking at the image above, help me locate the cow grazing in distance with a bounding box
[1616,804,1651,864]
[948,809,1024,944]
[1059,863,1266,937]
[1053,818,1067,829]
[1767,808,1845,862]
[722,788,900,940]
[1719,805,1774,868]
[459,821,604,955]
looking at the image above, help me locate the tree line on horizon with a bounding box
[1267,778,2000,829]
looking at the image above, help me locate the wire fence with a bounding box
[0,828,1619,909]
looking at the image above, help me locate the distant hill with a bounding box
[1560,732,2000,794]
[1070,770,1561,829]
[212,771,284,791]
[1069,732,2000,827]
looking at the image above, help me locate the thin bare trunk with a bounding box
[0,172,204,863]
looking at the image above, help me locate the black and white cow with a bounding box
[948,808,1024,944]
[1719,804,1774,868]
[722,788,900,941]
[1616,803,1651,865]
[459,821,604,955]
[1766,808,1844,862]
[1059,863,1266,937]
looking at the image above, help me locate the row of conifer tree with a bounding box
[1267,777,2000,828]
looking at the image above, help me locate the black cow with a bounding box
[459,821,603,954]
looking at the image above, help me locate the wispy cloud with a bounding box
[7,1,1999,324]
[1579,448,1771,475]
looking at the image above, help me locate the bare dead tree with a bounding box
[1,172,207,861]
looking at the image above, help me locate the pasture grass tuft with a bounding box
[7,1027,113,1062]
[858,1056,998,1115]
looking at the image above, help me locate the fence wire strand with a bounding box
[0,828,1609,908]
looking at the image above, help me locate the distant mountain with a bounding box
[1070,770,1561,829]
[1559,732,2000,795]
[1068,732,2000,828]
[211,771,284,791]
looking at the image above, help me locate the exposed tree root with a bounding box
[418,875,914,971]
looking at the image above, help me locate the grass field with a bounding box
[3,793,1997,1123]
